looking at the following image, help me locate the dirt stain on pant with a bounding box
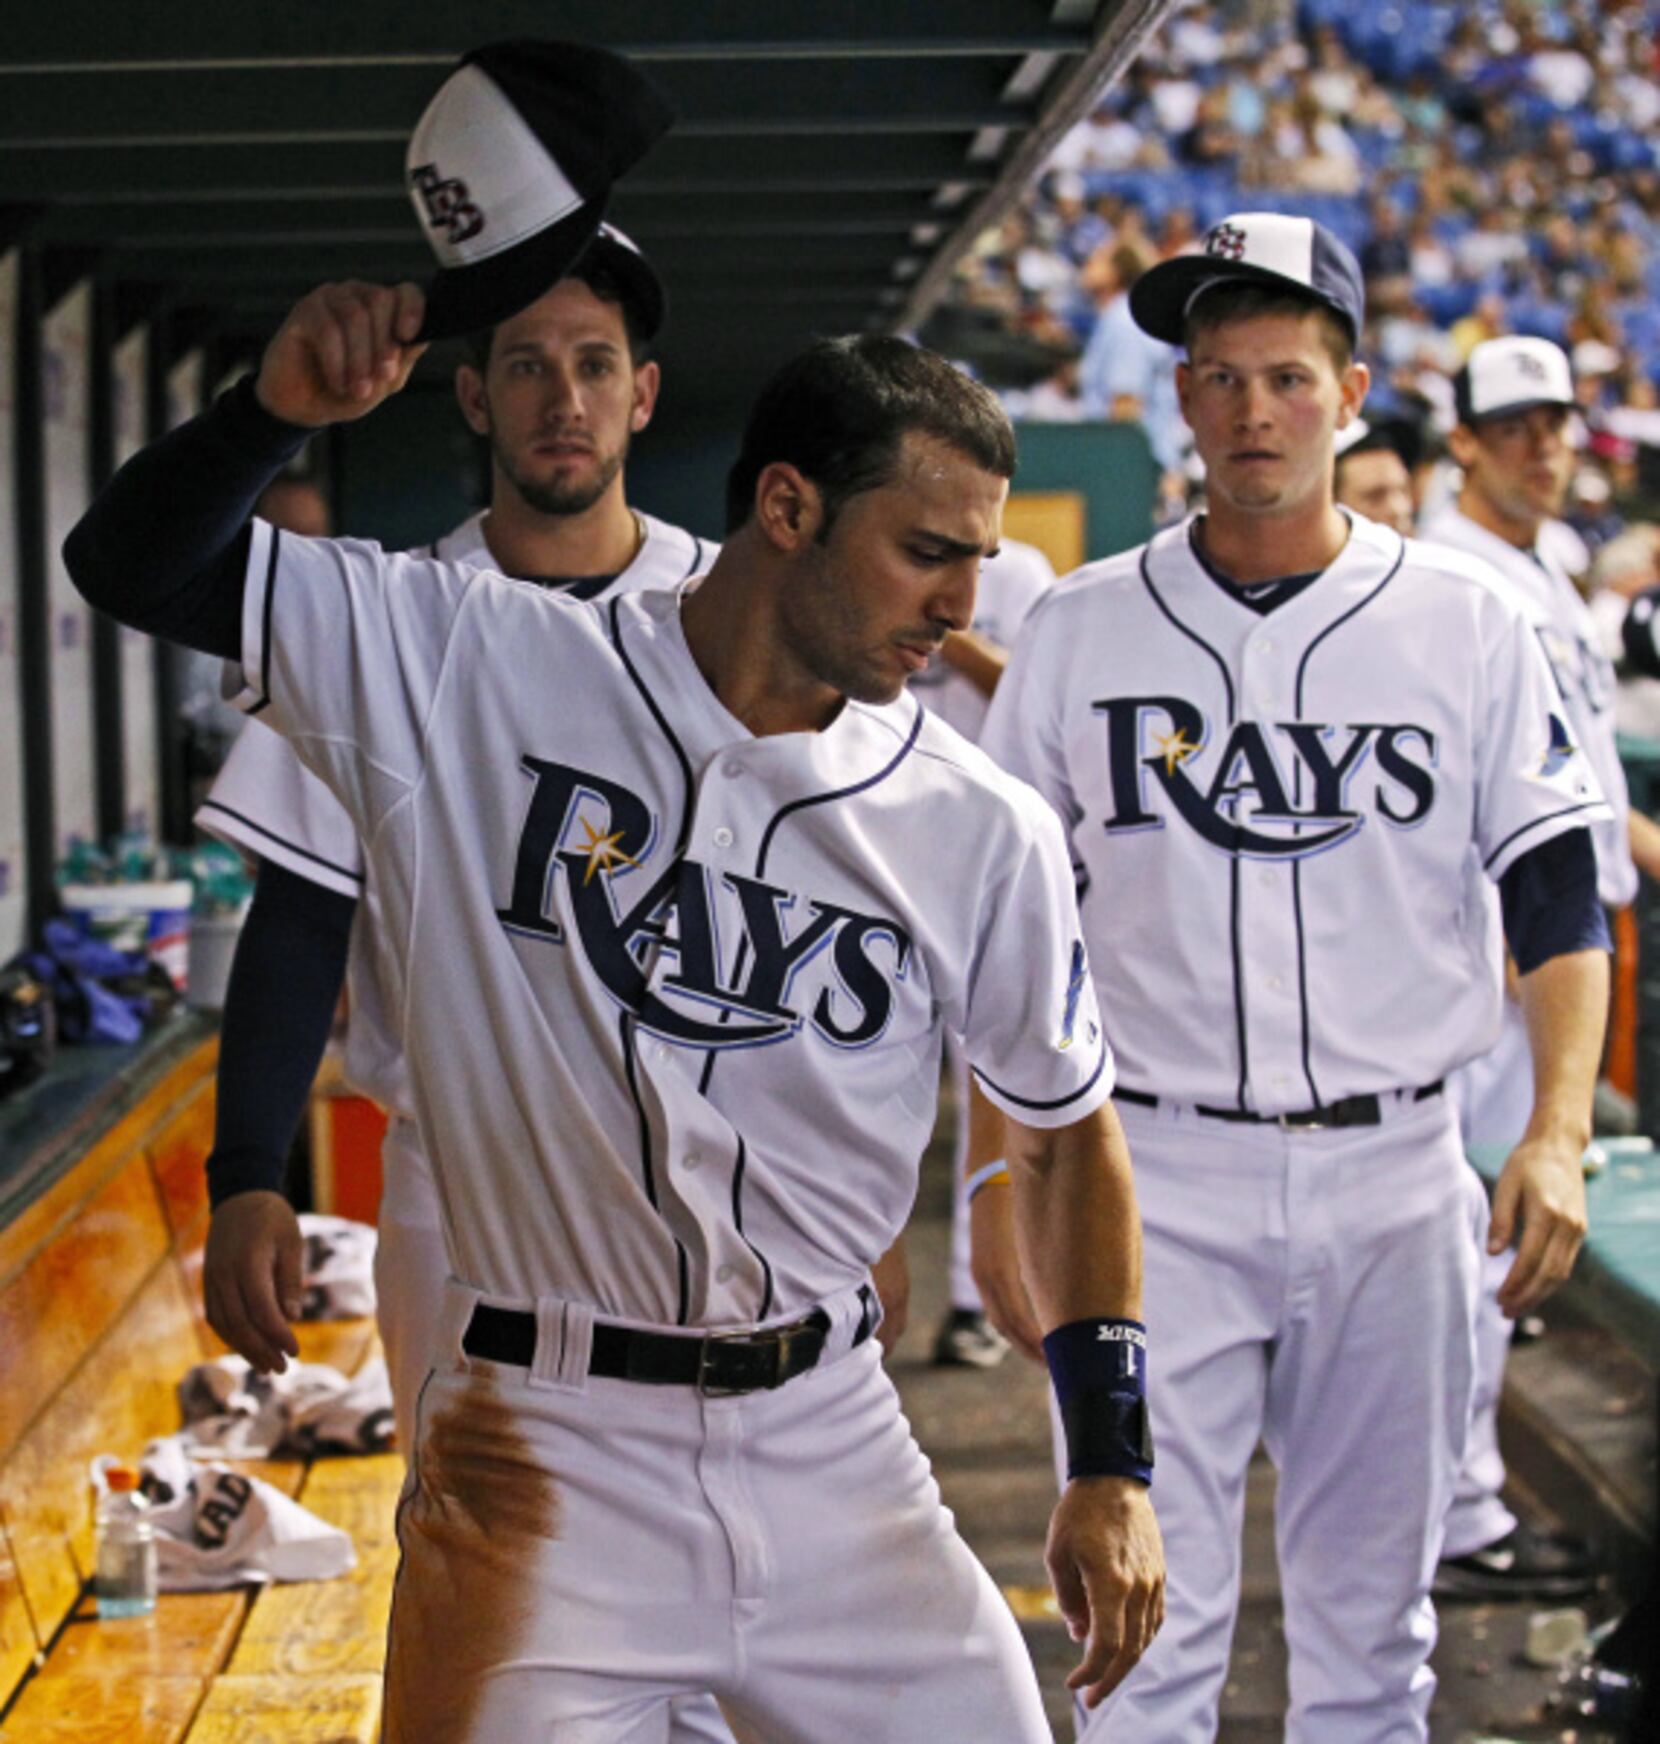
[381,1370,562,1742]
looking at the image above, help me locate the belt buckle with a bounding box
[1278,1109,1325,1132]
[697,1326,785,1397]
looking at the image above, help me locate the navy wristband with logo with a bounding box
[1043,1316,1154,1486]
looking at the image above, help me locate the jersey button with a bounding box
[712,826,734,849]
[716,1264,735,1283]
[683,1153,702,1172]
[722,759,744,779]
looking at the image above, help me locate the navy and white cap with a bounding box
[574,223,667,343]
[406,40,674,343]
[1454,337,1574,426]
[1129,212,1366,347]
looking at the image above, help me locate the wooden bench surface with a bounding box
[0,1027,401,1743]
[2,1353,398,1744]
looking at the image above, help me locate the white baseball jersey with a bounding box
[904,536,1056,743]
[1419,507,1636,908]
[197,509,718,1118]
[982,511,1607,1113]
[227,520,1111,1324]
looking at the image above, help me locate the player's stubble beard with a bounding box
[778,536,937,709]
[494,424,630,520]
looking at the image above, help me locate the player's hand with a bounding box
[1490,1133,1588,1317]
[255,281,428,428]
[1047,1475,1165,1707]
[204,1189,304,1374]
[969,1183,1044,1362]
[870,1234,910,1356]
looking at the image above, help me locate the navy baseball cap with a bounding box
[575,223,667,344]
[1129,212,1366,347]
[1454,337,1574,426]
[406,41,674,343]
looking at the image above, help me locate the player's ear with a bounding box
[454,363,491,437]
[753,462,824,552]
[629,359,661,434]
[1446,422,1480,470]
[1337,358,1370,427]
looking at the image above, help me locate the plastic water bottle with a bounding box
[95,1467,157,1618]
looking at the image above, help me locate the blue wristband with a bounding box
[1042,1316,1154,1485]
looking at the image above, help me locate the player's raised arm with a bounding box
[255,280,428,430]
[62,282,426,654]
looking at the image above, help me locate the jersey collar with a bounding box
[612,588,925,789]
[1146,510,1406,649]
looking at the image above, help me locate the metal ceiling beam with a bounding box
[897,0,1175,331]
[1,2,1082,66]
[0,59,1034,145]
[109,235,908,284]
[35,190,942,248]
[0,136,997,204]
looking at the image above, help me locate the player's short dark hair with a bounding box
[723,335,1017,535]
[1182,282,1354,371]
[1334,432,1393,485]
[461,254,653,374]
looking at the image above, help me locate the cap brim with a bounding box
[1129,255,1349,346]
[416,197,607,343]
[1462,394,1573,425]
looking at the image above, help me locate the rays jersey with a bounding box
[198,509,717,1120]
[903,536,1056,743]
[1419,507,1635,908]
[982,512,1607,1114]
[224,520,1110,1323]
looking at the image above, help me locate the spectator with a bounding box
[1077,240,1187,499]
[1451,291,1512,362]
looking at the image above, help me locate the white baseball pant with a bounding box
[1070,1094,1483,1744]
[373,1123,748,1744]
[1444,1005,1534,1558]
[381,1277,1051,1743]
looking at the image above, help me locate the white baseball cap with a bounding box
[1129,212,1366,346]
[405,41,674,343]
[1455,337,1574,425]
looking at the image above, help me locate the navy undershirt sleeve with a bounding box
[63,376,311,659]
[208,860,358,1207]
[1498,828,1611,975]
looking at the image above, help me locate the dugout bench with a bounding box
[0,1015,403,1743]
[1467,1137,1660,1738]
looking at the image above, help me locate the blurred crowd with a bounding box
[951,0,1660,576]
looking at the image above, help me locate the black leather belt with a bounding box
[1113,1082,1443,1131]
[463,1300,870,1396]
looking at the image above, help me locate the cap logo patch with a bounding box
[410,164,485,247]
[1205,222,1248,261]
[1513,352,1548,382]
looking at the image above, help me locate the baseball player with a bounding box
[1333,420,1416,538]
[907,535,1058,1367]
[971,213,1607,1742]
[68,282,1164,1741]
[1421,335,1660,1599]
[193,229,743,1744]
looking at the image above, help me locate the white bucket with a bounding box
[60,881,195,991]
[185,904,249,1012]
